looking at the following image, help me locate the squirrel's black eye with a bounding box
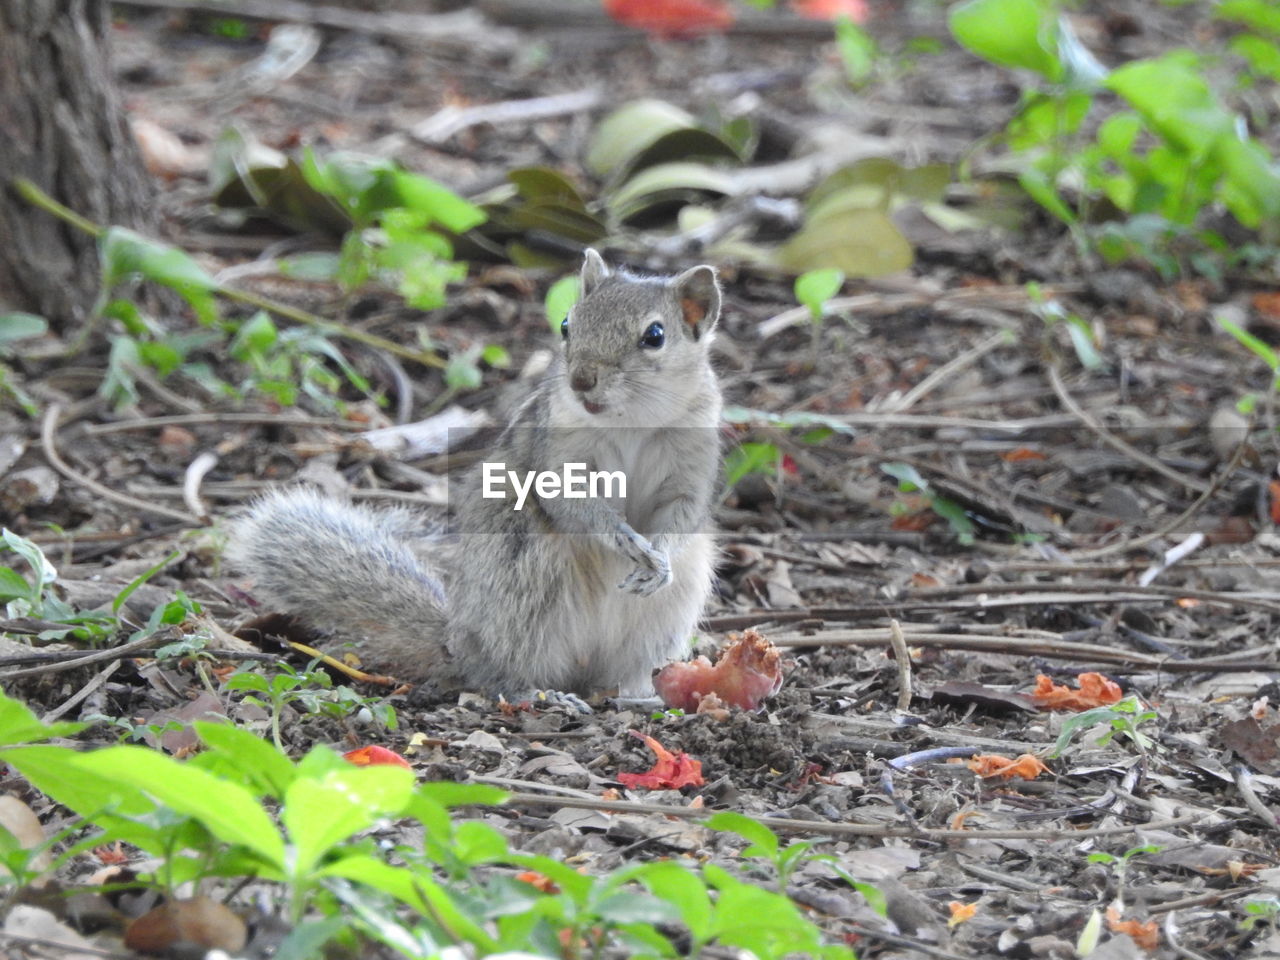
[560,318,569,340]
[639,321,665,349]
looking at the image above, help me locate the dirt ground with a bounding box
[7,1,1280,957]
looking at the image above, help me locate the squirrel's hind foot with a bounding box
[502,690,593,714]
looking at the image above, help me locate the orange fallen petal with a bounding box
[617,732,705,790]
[948,901,977,927]
[791,0,869,21]
[516,871,559,894]
[1001,447,1047,462]
[343,745,411,768]
[602,0,734,36]
[1105,906,1159,951]
[967,753,1048,780]
[1029,672,1123,711]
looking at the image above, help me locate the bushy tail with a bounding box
[225,488,452,684]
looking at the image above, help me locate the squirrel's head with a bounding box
[556,249,720,425]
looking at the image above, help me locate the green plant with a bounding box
[14,177,458,418]
[1049,695,1157,758]
[1087,843,1161,883]
[950,0,1280,276]
[0,530,114,640]
[225,661,399,749]
[0,688,858,958]
[708,811,833,888]
[835,16,878,86]
[1027,282,1103,371]
[724,441,783,491]
[1217,308,1278,414]
[1241,895,1280,931]
[881,463,976,544]
[299,150,486,312]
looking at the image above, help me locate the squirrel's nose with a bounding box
[570,370,597,393]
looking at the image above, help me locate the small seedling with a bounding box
[1049,695,1157,757]
[881,462,976,544]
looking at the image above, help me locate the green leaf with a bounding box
[595,891,681,926]
[277,253,342,281]
[0,568,31,603]
[137,342,183,377]
[319,855,498,951]
[1218,312,1279,371]
[881,461,927,493]
[586,100,698,178]
[1106,53,1230,157]
[445,350,483,391]
[508,167,587,208]
[391,170,486,233]
[1232,33,1280,82]
[929,495,977,545]
[99,228,219,325]
[2,530,56,592]
[0,313,48,345]
[195,720,296,799]
[630,861,713,942]
[72,746,285,867]
[794,269,845,320]
[1007,91,1093,152]
[949,0,1065,82]
[606,162,737,224]
[452,821,508,865]
[706,811,780,858]
[775,207,913,276]
[1217,0,1280,36]
[230,311,278,361]
[112,550,181,614]
[415,782,508,808]
[481,343,511,368]
[273,915,349,960]
[724,442,779,488]
[0,694,84,746]
[836,16,877,85]
[544,275,580,332]
[282,764,414,879]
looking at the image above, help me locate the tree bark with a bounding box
[0,0,155,332]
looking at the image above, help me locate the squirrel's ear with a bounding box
[672,265,721,340]
[580,248,610,297]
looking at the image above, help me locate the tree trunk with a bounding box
[0,0,155,332]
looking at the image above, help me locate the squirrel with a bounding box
[226,250,724,701]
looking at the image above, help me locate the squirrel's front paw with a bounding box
[618,549,672,596]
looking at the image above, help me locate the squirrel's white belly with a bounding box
[540,533,715,696]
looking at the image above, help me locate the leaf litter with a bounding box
[4,1,1280,956]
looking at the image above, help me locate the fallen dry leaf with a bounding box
[0,795,50,879]
[966,753,1048,780]
[653,629,784,712]
[948,901,977,927]
[1029,672,1122,711]
[617,732,705,790]
[124,897,247,954]
[1252,291,1280,321]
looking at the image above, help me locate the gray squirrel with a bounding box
[226,250,723,700]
